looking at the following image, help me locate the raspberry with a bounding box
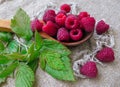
[78,11,90,20]
[55,13,66,26]
[96,47,115,62]
[80,61,98,78]
[30,18,43,32]
[81,17,95,32]
[57,28,70,42]
[70,29,83,41]
[96,20,109,35]
[57,10,66,15]
[65,15,79,29]
[60,4,71,13]
[43,9,56,23]
[42,21,57,36]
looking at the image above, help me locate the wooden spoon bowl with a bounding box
[0,19,93,46]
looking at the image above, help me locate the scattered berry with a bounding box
[78,11,90,20]
[60,4,71,13]
[70,29,83,41]
[81,17,95,32]
[96,47,115,62]
[65,15,79,29]
[31,18,43,32]
[57,10,66,15]
[43,9,56,23]
[42,21,57,36]
[96,20,110,35]
[80,61,98,78]
[57,27,70,42]
[55,13,66,26]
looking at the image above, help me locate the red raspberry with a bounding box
[70,29,83,41]
[57,10,66,15]
[96,20,110,35]
[43,9,56,23]
[78,11,90,20]
[81,17,95,32]
[60,4,71,13]
[96,47,114,62]
[57,27,70,42]
[80,61,98,78]
[42,21,57,36]
[30,18,43,32]
[55,13,66,26]
[65,15,79,30]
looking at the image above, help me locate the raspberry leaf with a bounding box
[35,31,43,50]
[0,55,11,64]
[28,59,39,72]
[11,8,33,41]
[40,40,75,81]
[15,63,35,87]
[0,41,4,53]
[0,62,18,78]
[43,39,71,56]
[0,32,12,42]
[40,50,65,70]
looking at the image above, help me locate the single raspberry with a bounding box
[57,27,70,42]
[43,9,56,23]
[30,18,43,32]
[55,13,66,26]
[80,61,98,78]
[70,29,83,41]
[78,11,90,20]
[42,21,57,36]
[96,20,110,35]
[81,17,95,32]
[60,4,71,13]
[96,47,114,62]
[57,10,66,15]
[65,15,79,29]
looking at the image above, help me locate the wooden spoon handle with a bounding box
[0,19,12,32]
[0,19,57,41]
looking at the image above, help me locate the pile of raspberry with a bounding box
[31,4,102,42]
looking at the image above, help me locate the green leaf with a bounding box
[0,41,5,53]
[0,32,12,42]
[40,50,65,70]
[11,8,33,41]
[4,40,19,54]
[27,43,40,62]
[0,62,18,78]
[43,39,71,56]
[5,52,27,61]
[0,55,10,64]
[35,31,43,50]
[28,59,39,72]
[15,63,35,87]
[40,40,75,81]
[45,56,75,81]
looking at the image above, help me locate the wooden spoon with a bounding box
[0,19,93,46]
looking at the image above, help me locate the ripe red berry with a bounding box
[80,61,98,78]
[57,10,66,15]
[81,17,95,32]
[43,9,56,23]
[96,20,109,35]
[57,27,70,42]
[96,47,115,62]
[55,13,66,26]
[78,11,90,20]
[31,18,43,32]
[42,21,57,36]
[65,15,79,30]
[60,4,71,13]
[70,29,83,41]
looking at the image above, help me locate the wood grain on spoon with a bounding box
[0,19,93,46]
